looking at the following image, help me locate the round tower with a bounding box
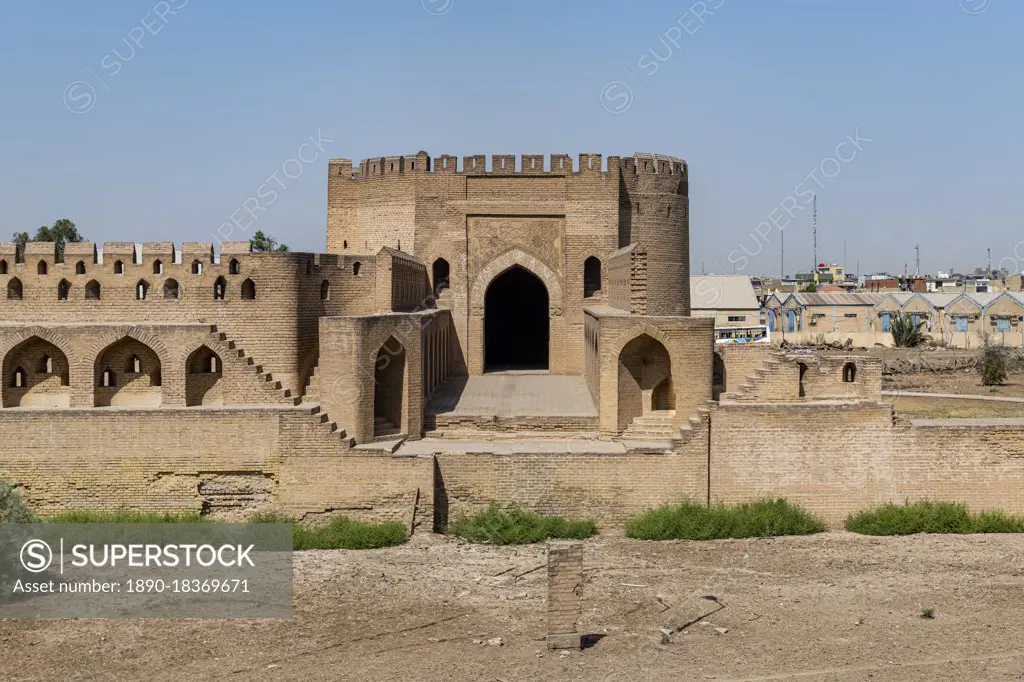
[620,153,689,316]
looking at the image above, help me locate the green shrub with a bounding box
[251,513,407,550]
[0,482,36,523]
[448,505,597,545]
[845,501,1024,535]
[979,346,1008,386]
[49,509,207,524]
[625,498,826,541]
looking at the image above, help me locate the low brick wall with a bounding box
[0,406,431,529]
[434,426,708,530]
[710,402,1024,525]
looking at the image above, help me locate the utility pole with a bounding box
[988,248,992,277]
[781,229,785,279]
[812,193,818,279]
[915,244,920,277]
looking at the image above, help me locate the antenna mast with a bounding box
[812,194,817,276]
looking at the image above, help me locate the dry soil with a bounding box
[4,532,1024,681]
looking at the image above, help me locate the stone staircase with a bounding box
[719,355,785,403]
[301,365,322,405]
[373,417,401,439]
[208,325,353,447]
[621,410,677,441]
[619,403,716,451]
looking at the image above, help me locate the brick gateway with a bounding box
[2,153,1023,529]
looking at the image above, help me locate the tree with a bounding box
[978,344,1008,386]
[13,218,84,262]
[250,231,289,253]
[801,282,818,293]
[890,311,928,348]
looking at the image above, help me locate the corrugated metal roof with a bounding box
[784,290,1024,309]
[690,275,759,310]
[790,292,886,306]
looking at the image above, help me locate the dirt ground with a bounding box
[4,532,1024,681]
[889,395,1024,418]
[886,370,1024,399]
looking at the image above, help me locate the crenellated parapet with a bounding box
[328,152,687,179]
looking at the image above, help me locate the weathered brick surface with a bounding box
[326,153,688,375]
[711,403,1024,525]
[547,541,583,649]
[434,428,709,529]
[0,406,430,527]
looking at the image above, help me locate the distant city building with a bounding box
[690,275,761,328]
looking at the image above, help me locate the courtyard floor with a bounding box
[5,532,1024,680]
[426,374,597,418]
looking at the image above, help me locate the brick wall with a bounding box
[435,429,708,529]
[0,405,429,527]
[0,244,378,395]
[325,153,685,376]
[711,403,1024,525]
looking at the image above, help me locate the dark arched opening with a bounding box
[583,256,601,298]
[213,276,226,300]
[713,351,726,400]
[798,362,808,398]
[432,258,450,296]
[484,266,549,372]
[373,336,405,437]
[843,362,856,383]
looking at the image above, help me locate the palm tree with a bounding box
[890,311,928,347]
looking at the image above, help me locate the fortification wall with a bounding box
[326,152,686,375]
[0,406,431,528]
[435,416,709,529]
[0,244,378,393]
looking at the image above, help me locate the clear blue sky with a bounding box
[1,0,1020,277]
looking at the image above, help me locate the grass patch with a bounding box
[46,510,406,550]
[447,505,597,545]
[625,498,827,541]
[250,513,407,550]
[845,500,1024,535]
[49,510,208,524]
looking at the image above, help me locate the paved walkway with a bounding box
[426,374,597,417]
[884,390,1024,403]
